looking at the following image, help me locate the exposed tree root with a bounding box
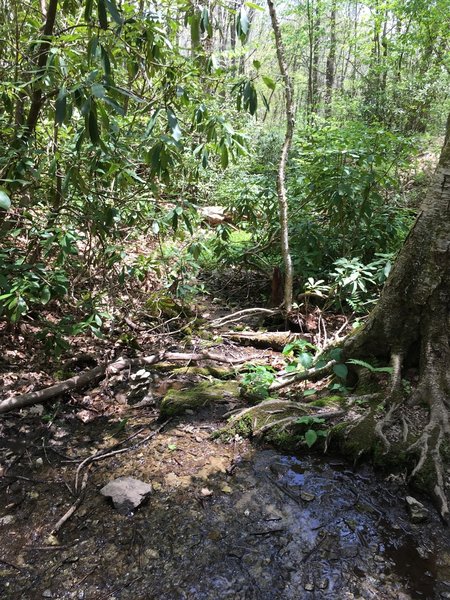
[225,397,343,439]
[371,353,405,451]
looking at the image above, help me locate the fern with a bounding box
[347,358,393,374]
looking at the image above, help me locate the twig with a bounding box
[49,469,90,538]
[0,558,23,571]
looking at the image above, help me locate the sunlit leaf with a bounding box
[0,190,11,211]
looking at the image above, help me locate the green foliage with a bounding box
[295,415,327,448]
[329,254,393,312]
[347,358,393,374]
[240,365,276,402]
[282,339,318,372]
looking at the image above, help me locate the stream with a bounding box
[1,367,450,599]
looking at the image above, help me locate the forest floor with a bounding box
[1,276,450,599]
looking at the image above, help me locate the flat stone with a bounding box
[100,477,152,514]
[405,496,429,523]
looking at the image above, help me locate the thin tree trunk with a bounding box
[267,0,294,312]
[23,0,58,140]
[324,0,336,116]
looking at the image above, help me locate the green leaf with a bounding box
[304,429,318,448]
[237,6,250,43]
[303,388,317,397]
[0,190,11,211]
[347,358,393,374]
[167,108,182,141]
[91,83,106,98]
[190,12,201,48]
[105,0,123,25]
[262,75,276,91]
[333,363,348,380]
[98,0,108,29]
[55,88,67,125]
[253,59,261,70]
[220,144,228,168]
[88,107,100,145]
[40,286,51,304]
[298,352,313,369]
[329,348,343,362]
[245,1,264,10]
[85,0,94,21]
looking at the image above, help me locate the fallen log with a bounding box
[222,331,307,352]
[0,350,258,415]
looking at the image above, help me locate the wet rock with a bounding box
[270,461,289,477]
[405,496,429,523]
[300,491,315,502]
[318,578,329,590]
[100,477,152,514]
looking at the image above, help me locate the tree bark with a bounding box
[345,114,450,517]
[267,0,294,312]
[23,0,59,140]
[324,0,336,116]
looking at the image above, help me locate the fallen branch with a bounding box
[222,330,302,351]
[269,360,336,391]
[0,350,257,415]
[210,307,279,328]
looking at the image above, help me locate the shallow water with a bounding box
[1,418,449,600]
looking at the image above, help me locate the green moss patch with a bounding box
[160,380,239,417]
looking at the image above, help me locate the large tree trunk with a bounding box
[345,115,450,517]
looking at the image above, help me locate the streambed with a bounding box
[1,416,449,600]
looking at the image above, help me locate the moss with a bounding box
[309,395,345,408]
[160,380,239,417]
[233,415,253,437]
[170,366,234,379]
[53,369,75,381]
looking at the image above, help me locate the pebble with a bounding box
[300,491,315,502]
